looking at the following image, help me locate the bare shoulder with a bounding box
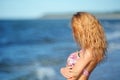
[82,49,94,62]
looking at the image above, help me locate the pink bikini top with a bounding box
[67,50,89,76]
[67,50,81,67]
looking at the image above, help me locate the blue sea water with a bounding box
[0,19,120,80]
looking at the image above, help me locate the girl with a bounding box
[60,12,107,80]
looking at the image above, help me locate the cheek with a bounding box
[73,26,79,35]
[72,25,83,41]
[73,28,78,38]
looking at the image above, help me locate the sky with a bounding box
[0,0,120,19]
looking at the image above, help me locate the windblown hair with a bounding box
[71,12,107,62]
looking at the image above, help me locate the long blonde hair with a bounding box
[71,12,107,62]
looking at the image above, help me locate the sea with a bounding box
[0,19,120,80]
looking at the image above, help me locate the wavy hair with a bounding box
[71,12,107,62]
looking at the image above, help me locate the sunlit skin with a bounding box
[60,12,107,80]
[61,49,96,80]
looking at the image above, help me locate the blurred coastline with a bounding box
[41,12,120,20]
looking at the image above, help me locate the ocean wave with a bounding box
[108,42,120,52]
[0,61,57,80]
[106,31,120,40]
[35,67,56,80]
